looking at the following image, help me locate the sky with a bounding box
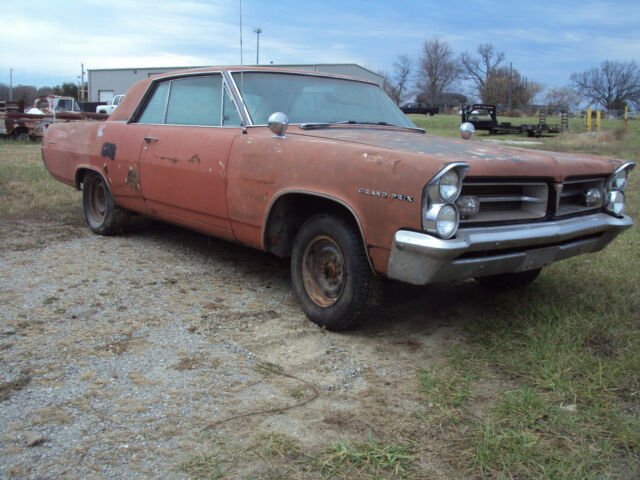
[1,0,639,98]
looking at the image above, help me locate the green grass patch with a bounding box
[314,436,416,479]
[410,114,640,161]
[178,452,226,479]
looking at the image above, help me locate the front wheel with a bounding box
[82,171,129,235]
[475,268,542,290]
[291,214,378,331]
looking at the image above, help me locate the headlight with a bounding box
[606,191,625,216]
[436,204,459,238]
[605,162,634,216]
[422,162,469,238]
[608,168,628,191]
[439,170,460,202]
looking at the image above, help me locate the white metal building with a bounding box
[88,64,384,103]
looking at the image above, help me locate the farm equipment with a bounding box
[1,96,107,141]
[461,104,568,137]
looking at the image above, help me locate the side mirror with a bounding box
[268,112,288,138]
[460,122,475,141]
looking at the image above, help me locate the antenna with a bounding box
[239,0,244,93]
[239,0,246,133]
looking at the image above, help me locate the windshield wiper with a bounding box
[299,120,425,133]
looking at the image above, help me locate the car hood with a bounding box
[290,127,623,181]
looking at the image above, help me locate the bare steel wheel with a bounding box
[82,171,129,235]
[291,214,379,330]
[301,235,345,307]
[87,177,107,224]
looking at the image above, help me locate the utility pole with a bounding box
[9,68,13,101]
[507,62,512,113]
[253,26,262,64]
[80,63,85,102]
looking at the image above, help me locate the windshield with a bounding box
[232,72,415,128]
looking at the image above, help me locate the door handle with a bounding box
[143,136,159,143]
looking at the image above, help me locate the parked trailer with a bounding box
[461,104,567,137]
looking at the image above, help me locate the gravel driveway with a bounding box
[1,215,487,478]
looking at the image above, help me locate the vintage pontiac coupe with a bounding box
[42,67,634,330]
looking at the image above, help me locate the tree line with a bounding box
[382,38,640,111]
[0,82,84,107]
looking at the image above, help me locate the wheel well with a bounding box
[264,193,366,259]
[12,126,29,136]
[75,168,104,191]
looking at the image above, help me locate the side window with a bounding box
[223,88,242,126]
[137,82,169,124]
[165,76,222,126]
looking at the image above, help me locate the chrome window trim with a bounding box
[129,71,243,128]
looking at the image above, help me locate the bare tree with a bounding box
[570,60,640,110]
[482,67,541,107]
[417,37,461,105]
[381,54,412,105]
[459,43,505,102]
[544,86,579,108]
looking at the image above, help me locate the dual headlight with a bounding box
[605,162,635,216]
[422,163,469,239]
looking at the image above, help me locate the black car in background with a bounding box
[399,102,439,116]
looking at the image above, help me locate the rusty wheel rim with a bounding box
[88,178,106,222]
[301,235,345,307]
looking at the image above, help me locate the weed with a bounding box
[254,361,284,376]
[252,432,302,459]
[42,295,58,305]
[0,374,31,401]
[178,452,225,479]
[418,366,472,409]
[312,435,416,479]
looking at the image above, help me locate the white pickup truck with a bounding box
[96,95,124,115]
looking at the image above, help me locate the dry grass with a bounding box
[0,141,81,220]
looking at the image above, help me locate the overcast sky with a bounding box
[1,0,639,96]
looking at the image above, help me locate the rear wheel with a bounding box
[82,171,129,235]
[291,214,378,330]
[475,268,542,290]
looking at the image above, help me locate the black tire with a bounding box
[291,214,378,331]
[475,268,542,290]
[14,131,30,142]
[82,171,129,235]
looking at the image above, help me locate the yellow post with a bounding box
[587,106,592,132]
[596,110,601,132]
[625,106,629,132]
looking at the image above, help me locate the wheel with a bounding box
[14,132,30,142]
[475,268,542,290]
[82,171,129,235]
[291,214,378,330]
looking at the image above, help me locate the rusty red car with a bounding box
[42,67,635,330]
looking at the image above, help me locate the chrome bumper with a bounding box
[387,213,633,285]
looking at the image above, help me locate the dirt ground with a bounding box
[0,212,499,478]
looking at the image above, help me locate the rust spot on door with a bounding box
[125,167,140,192]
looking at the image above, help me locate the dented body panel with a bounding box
[42,67,633,282]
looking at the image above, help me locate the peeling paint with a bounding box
[188,154,201,164]
[125,167,140,192]
[154,155,179,164]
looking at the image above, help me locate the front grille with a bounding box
[459,182,548,224]
[459,177,606,226]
